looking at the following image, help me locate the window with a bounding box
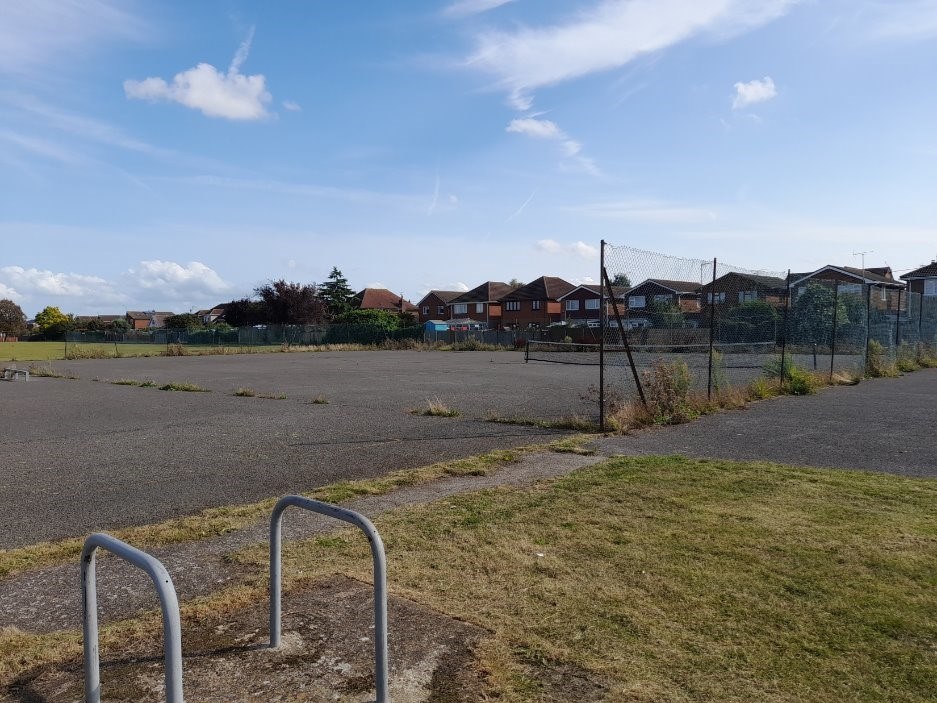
[505,301,521,311]
[531,300,541,310]
[566,300,580,311]
[654,294,670,303]
[453,303,467,315]
[437,305,445,315]
[880,287,888,302]
[475,303,485,313]
[707,292,726,303]
[629,295,646,308]
[738,291,757,303]
[585,298,600,310]
[925,280,937,296]
[422,306,429,315]
[839,283,861,296]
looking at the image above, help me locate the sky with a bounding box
[1,0,936,316]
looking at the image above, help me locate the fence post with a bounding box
[707,258,717,400]
[599,240,606,431]
[829,282,839,382]
[602,266,647,409]
[895,287,903,348]
[864,284,873,374]
[780,270,791,389]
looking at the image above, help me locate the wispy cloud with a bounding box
[861,0,937,41]
[428,173,441,215]
[0,129,83,164]
[732,76,777,109]
[567,199,718,224]
[282,100,302,112]
[444,0,516,18]
[506,117,597,174]
[536,239,599,259]
[506,190,536,222]
[125,27,272,121]
[465,0,799,108]
[0,0,145,78]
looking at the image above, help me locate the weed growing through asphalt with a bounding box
[159,382,210,392]
[309,395,330,405]
[411,398,461,417]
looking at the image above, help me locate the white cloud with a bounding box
[536,239,599,259]
[506,118,597,173]
[0,0,144,77]
[732,76,777,110]
[444,0,516,18]
[0,282,21,300]
[0,266,118,300]
[862,0,937,41]
[124,27,272,120]
[129,261,231,297]
[282,100,302,112]
[506,118,565,140]
[466,0,799,103]
[568,200,718,223]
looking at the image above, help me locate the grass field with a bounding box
[229,455,936,701]
[5,455,932,701]
[0,341,259,361]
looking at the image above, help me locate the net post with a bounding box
[707,258,717,400]
[780,270,791,390]
[525,339,529,363]
[830,280,839,382]
[864,283,872,374]
[602,266,647,408]
[599,240,606,431]
[895,287,902,348]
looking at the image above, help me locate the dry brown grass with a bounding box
[410,398,461,417]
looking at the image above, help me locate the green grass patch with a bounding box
[229,455,937,702]
[158,382,210,392]
[308,395,330,405]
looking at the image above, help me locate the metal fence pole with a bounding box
[269,496,388,703]
[599,239,606,431]
[895,287,903,348]
[780,270,791,389]
[829,282,839,382]
[82,533,183,703]
[602,266,647,409]
[864,284,873,374]
[707,258,717,399]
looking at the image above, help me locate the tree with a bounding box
[34,306,75,339]
[221,298,266,327]
[318,267,356,318]
[647,300,684,328]
[719,300,780,342]
[254,280,327,325]
[508,278,524,288]
[791,283,848,346]
[0,299,26,336]
[109,317,130,332]
[611,273,632,288]
[164,313,204,329]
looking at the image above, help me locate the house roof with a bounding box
[77,314,122,323]
[901,262,937,280]
[450,281,516,304]
[631,279,702,295]
[699,272,787,291]
[500,276,576,301]
[126,311,150,320]
[356,288,418,312]
[557,284,629,300]
[416,290,464,306]
[790,265,904,287]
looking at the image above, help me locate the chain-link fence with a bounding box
[523,242,937,429]
[63,323,424,356]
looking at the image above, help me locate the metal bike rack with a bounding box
[81,533,183,703]
[269,495,389,702]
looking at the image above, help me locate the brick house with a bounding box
[788,266,904,310]
[697,272,787,320]
[125,311,175,330]
[624,279,702,328]
[557,284,629,324]
[900,261,937,298]
[498,276,576,329]
[355,288,418,314]
[447,282,516,328]
[415,290,464,325]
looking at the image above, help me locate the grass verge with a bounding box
[158,382,210,392]
[223,455,937,702]
[0,437,594,580]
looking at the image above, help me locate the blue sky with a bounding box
[1,0,936,316]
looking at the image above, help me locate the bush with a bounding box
[866,340,897,378]
[642,360,694,424]
[786,365,820,395]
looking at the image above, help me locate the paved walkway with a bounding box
[597,369,937,478]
